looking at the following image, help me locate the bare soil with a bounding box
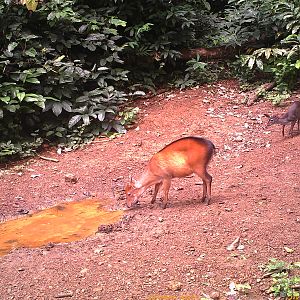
[0,80,299,300]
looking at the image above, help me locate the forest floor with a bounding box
[0,80,299,300]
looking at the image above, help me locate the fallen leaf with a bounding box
[284,246,294,253]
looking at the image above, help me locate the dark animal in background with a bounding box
[264,101,300,136]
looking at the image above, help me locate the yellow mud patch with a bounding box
[0,198,123,256]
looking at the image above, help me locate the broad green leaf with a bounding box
[52,102,63,116]
[16,92,26,101]
[256,59,264,70]
[109,18,126,27]
[292,25,300,34]
[78,24,88,33]
[61,101,72,112]
[5,104,20,112]
[265,48,271,59]
[55,132,63,137]
[0,96,11,104]
[34,101,45,109]
[69,115,82,128]
[45,97,60,101]
[97,67,109,71]
[54,55,65,62]
[26,78,40,84]
[103,28,118,35]
[25,48,37,57]
[82,114,90,125]
[7,42,18,52]
[105,108,116,113]
[295,60,300,69]
[248,57,256,69]
[97,110,105,121]
[46,131,54,137]
[24,96,40,102]
[76,95,89,102]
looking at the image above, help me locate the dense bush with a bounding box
[0,0,211,160]
[216,0,300,93]
[2,0,300,161]
[0,0,131,159]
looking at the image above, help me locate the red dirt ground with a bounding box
[0,80,299,300]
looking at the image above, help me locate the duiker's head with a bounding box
[125,178,140,208]
[264,114,279,127]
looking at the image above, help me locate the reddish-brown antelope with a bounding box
[125,136,215,209]
[264,101,300,136]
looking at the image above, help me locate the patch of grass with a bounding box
[263,258,300,299]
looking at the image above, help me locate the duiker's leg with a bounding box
[151,182,162,204]
[289,120,296,136]
[195,168,212,205]
[161,179,171,209]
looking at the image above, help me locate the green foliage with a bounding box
[212,0,274,47]
[0,138,43,159]
[119,107,139,127]
[174,55,207,89]
[110,0,212,89]
[0,0,214,160]
[235,282,251,294]
[6,0,300,160]
[264,90,291,106]
[217,0,300,93]
[174,56,231,89]
[0,0,129,160]
[263,258,300,299]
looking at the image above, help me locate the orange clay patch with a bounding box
[0,198,123,256]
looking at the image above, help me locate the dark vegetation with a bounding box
[1,0,300,160]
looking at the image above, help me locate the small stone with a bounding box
[31,174,41,178]
[227,237,240,251]
[65,173,78,184]
[234,136,243,142]
[98,224,113,233]
[80,268,88,274]
[210,291,220,299]
[174,186,184,191]
[168,281,182,291]
[152,228,165,238]
[237,244,245,250]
